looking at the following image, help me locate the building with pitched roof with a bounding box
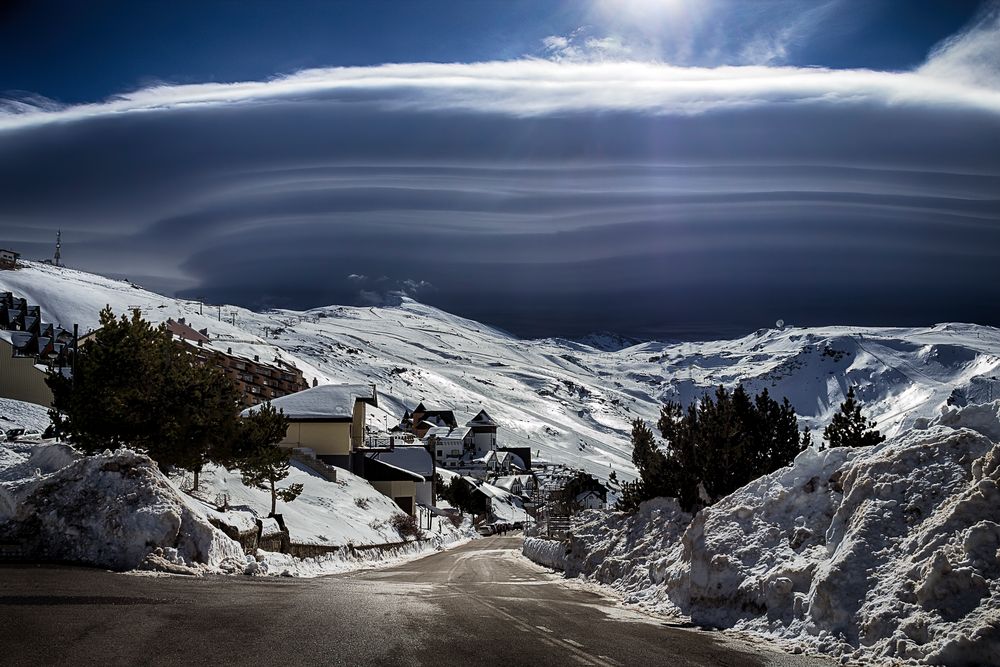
[466,409,498,456]
[241,383,378,470]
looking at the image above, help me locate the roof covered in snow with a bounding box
[368,446,434,477]
[424,425,472,441]
[241,383,377,420]
[466,409,498,427]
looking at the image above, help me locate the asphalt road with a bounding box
[1,535,833,666]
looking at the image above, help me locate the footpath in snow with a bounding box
[524,401,1000,666]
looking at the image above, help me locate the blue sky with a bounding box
[0,1,983,103]
[1,0,999,338]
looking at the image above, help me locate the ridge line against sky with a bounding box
[1,0,999,339]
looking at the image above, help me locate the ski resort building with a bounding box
[407,403,458,437]
[0,291,77,407]
[0,332,55,407]
[493,474,537,499]
[362,445,436,515]
[466,409,498,456]
[168,318,309,407]
[0,249,19,270]
[241,383,378,470]
[424,425,474,469]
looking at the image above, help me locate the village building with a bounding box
[355,456,425,516]
[363,445,436,515]
[241,383,378,470]
[0,331,55,406]
[0,249,19,270]
[168,318,309,407]
[466,409,498,457]
[574,489,605,510]
[480,448,530,476]
[0,291,76,408]
[408,403,458,437]
[492,474,537,499]
[424,425,473,469]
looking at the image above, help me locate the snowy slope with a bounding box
[4,261,1000,482]
[0,397,50,433]
[184,461,433,547]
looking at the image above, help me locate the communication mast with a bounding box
[54,230,62,266]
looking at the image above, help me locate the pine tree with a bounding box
[823,386,885,448]
[237,403,301,515]
[650,385,807,512]
[48,306,173,453]
[47,307,242,487]
[150,359,242,490]
[614,479,646,512]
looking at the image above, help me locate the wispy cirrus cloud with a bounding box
[2,56,1000,133]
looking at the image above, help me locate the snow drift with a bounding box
[0,447,246,571]
[538,402,1000,665]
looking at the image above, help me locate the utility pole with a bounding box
[71,323,78,389]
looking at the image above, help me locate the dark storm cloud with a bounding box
[2,41,1000,337]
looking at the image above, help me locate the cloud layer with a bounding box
[1,8,999,338]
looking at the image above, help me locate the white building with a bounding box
[424,425,473,469]
[466,409,498,457]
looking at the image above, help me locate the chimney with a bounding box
[312,377,318,387]
[178,317,185,325]
[227,347,232,354]
[254,354,259,362]
[198,340,203,347]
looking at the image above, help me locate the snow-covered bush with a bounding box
[390,512,420,539]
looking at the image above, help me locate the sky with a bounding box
[1,0,999,340]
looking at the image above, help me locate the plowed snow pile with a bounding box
[556,401,1000,665]
[0,447,246,572]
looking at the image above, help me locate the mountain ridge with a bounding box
[3,260,999,483]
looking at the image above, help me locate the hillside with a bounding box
[3,261,1000,482]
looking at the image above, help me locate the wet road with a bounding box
[1,536,832,666]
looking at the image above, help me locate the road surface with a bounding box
[1,535,832,666]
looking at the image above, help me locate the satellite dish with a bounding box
[776,319,785,330]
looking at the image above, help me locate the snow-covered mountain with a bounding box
[3,261,1000,482]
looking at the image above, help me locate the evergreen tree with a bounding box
[48,306,174,453]
[823,386,885,449]
[237,403,302,515]
[651,385,807,512]
[47,307,242,487]
[614,479,646,512]
[150,359,242,490]
[630,418,673,497]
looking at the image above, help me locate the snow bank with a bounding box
[556,401,1000,665]
[247,516,477,577]
[523,537,567,571]
[0,435,478,577]
[566,496,692,613]
[1,447,245,572]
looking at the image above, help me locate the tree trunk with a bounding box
[270,476,276,516]
[192,467,200,492]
